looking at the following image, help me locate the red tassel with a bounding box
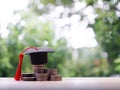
[14,53,24,81]
[14,47,38,81]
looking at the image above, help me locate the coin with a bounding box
[21,77,36,81]
[33,64,45,73]
[48,69,58,75]
[36,73,49,81]
[50,75,62,81]
[21,73,35,77]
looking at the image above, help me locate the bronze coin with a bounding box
[36,73,49,81]
[48,69,58,75]
[33,68,45,73]
[21,73,35,77]
[33,65,46,73]
[32,64,45,67]
[21,77,36,81]
[50,75,62,81]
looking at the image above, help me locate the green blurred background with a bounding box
[0,0,120,77]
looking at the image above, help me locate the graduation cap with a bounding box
[14,47,54,81]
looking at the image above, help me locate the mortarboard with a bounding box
[14,47,54,81]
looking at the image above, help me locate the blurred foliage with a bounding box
[114,57,120,73]
[92,0,120,74]
[93,1,120,63]
[60,47,110,77]
[0,0,120,77]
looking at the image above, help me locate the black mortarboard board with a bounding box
[24,47,54,65]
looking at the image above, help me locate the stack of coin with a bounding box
[48,69,62,81]
[21,73,36,81]
[32,64,49,81]
[21,65,62,81]
[50,75,62,81]
[32,64,45,73]
[36,73,49,81]
[48,69,58,75]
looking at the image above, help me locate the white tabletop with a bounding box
[0,78,120,90]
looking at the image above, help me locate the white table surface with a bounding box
[0,77,120,90]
